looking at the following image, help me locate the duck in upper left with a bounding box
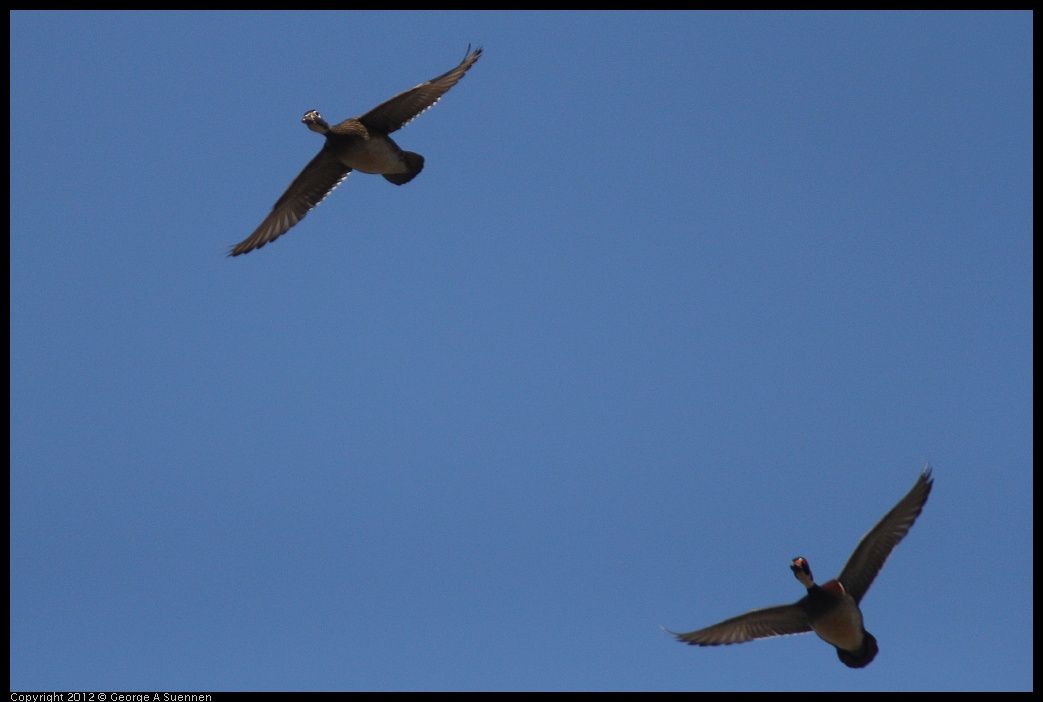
[230,46,482,256]
[666,467,933,668]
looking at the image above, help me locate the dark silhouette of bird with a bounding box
[667,467,933,668]
[230,46,482,256]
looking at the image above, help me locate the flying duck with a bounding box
[230,46,482,256]
[668,467,933,668]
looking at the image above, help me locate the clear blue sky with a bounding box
[10,11,1032,692]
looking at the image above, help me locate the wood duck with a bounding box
[230,46,482,256]
[668,467,933,668]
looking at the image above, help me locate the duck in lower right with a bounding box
[667,467,933,668]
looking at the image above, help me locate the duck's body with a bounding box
[668,467,933,668]
[790,558,878,667]
[299,109,425,183]
[230,46,482,256]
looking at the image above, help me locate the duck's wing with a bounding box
[230,150,350,256]
[357,46,482,135]
[667,602,812,646]
[837,466,934,604]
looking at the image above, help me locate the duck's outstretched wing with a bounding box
[230,151,350,256]
[667,602,812,646]
[358,46,482,135]
[837,466,934,604]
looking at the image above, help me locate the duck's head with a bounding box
[790,557,815,588]
[302,110,330,135]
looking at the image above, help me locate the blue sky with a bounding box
[10,11,1032,692]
